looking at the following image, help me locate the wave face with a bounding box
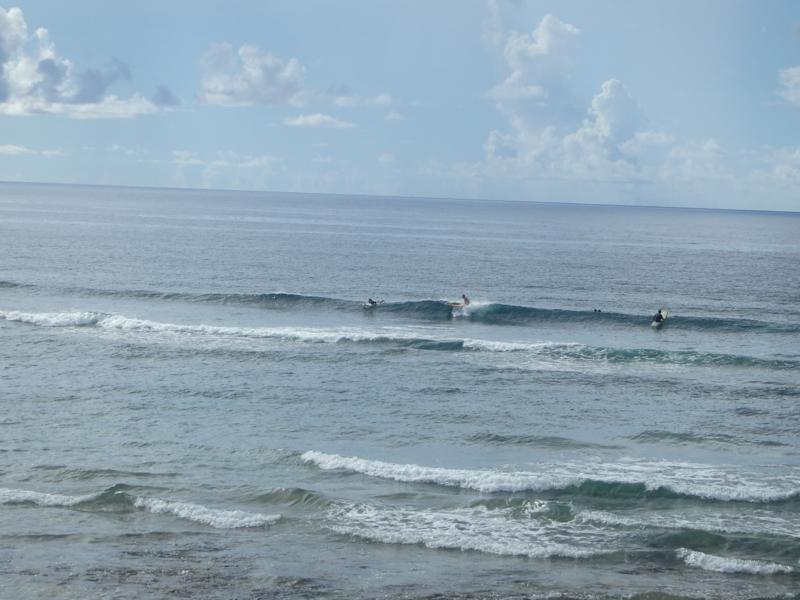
[301,451,800,504]
[5,279,798,332]
[0,486,279,529]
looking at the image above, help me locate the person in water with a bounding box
[367,298,383,306]
[449,294,470,307]
[652,309,665,322]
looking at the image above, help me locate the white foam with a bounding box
[579,509,800,539]
[0,310,102,327]
[0,487,96,506]
[327,502,610,559]
[301,451,800,502]
[134,497,280,529]
[676,548,794,575]
[302,450,575,493]
[2,308,581,355]
[462,339,555,352]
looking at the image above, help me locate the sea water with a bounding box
[1,181,799,600]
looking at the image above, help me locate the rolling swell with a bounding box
[77,288,358,311]
[3,279,797,331]
[89,290,800,332]
[2,309,796,370]
[460,303,800,333]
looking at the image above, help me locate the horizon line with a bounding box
[1,178,797,216]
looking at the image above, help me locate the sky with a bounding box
[1,1,799,211]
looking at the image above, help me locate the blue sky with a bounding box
[1,1,799,210]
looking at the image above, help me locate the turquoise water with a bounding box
[1,182,799,599]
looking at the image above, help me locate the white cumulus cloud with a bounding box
[778,66,800,107]
[490,14,580,112]
[0,143,32,155]
[284,113,353,128]
[0,142,61,156]
[0,7,157,118]
[332,91,392,108]
[200,43,306,107]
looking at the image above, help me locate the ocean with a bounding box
[1,181,799,600]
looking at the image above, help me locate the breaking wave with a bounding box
[3,280,797,332]
[2,309,796,370]
[0,485,279,529]
[301,451,800,503]
[676,548,794,575]
[325,502,610,559]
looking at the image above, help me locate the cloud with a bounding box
[332,91,392,108]
[283,113,354,128]
[0,142,60,156]
[377,153,394,163]
[0,7,157,118]
[487,15,584,136]
[171,150,279,170]
[490,14,581,120]
[778,66,800,107]
[171,149,285,191]
[152,85,180,107]
[386,111,406,121]
[0,143,32,155]
[70,58,131,103]
[753,146,800,187]
[559,79,648,177]
[199,43,306,107]
[474,11,779,206]
[482,13,688,188]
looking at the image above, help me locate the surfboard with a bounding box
[651,310,669,328]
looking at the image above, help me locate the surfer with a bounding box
[367,298,383,306]
[449,294,470,308]
[652,309,665,323]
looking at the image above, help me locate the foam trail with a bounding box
[0,487,97,506]
[578,509,800,539]
[134,497,280,529]
[0,310,102,327]
[3,309,797,369]
[0,486,279,529]
[327,503,610,559]
[301,451,800,502]
[676,548,794,575]
[302,451,573,493]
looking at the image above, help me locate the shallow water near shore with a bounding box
[1,182,799,599]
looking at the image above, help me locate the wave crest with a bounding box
[676,548,794,575]
[301,451,800,503]
[0,486,279,529]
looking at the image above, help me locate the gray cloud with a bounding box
[152,85,180,107]
[71,58,131,104]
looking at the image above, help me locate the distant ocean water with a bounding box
[1,181,799,600]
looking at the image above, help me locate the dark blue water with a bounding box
[1,182,799,599]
